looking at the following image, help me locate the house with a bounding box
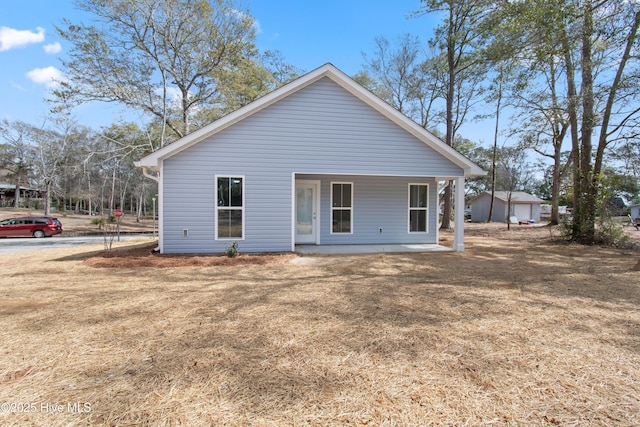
[0,183,45,208]
[136,64,484,254]
[468,191,544,223]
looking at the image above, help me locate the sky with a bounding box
[0,1,440,131]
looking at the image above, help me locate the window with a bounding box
[331,182,352,233]
[409,184,428,233]
[216,176,244,239]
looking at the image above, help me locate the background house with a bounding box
[468,191,544,223]
[0,183,45,208]
[137,64,484,254]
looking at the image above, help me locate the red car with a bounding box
[0,216,63,238]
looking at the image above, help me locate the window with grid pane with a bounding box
[216,176,243,239]
[331,182,352,233]
[409,184,428,233]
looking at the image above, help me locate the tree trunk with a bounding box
[592,9,640,224]
[488,72,502,223]
[44,179,51,216]
[507,192,512,231]
[442,183,453,229]
[13,177,20,208]
[550,149,562,225]
[560,22,582,240]
[136,183,145,222]
[109,168,116,215]
[577,0,596,242]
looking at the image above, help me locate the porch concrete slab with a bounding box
[295,244,453,255]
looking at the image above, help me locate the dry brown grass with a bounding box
[0,207,156,235]
[0,226,639,426]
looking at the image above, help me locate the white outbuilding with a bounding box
[468,191,544,223]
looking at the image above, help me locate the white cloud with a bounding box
[43,42,62,54]
[26,66,63,88]
[0,26,45,52]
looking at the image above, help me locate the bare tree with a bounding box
[415,0,494,229]
[363,35,424,115]
[0,120,35,208]
[56,0,257,143]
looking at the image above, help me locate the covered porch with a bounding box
[293,174,467,252]
[295,243,453,255]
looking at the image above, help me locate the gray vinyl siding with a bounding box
[161,77,463,253]
[298,174,438,245]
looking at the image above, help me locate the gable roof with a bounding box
[136,63,485,177]
[469,191,545,204]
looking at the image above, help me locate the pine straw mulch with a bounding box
[0,227,639,426]
[83,241,296,268]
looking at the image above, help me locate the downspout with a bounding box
[139,166,161,252]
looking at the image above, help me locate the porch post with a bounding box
[453,176,465,252]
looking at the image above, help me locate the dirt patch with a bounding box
[0,225,638,426]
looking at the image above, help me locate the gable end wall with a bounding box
[161,78,463,253]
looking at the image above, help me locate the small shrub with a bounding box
[103,222,117,253]
[225,241,239,258]
[595,216,634,249]
[558,216,573,240]
[557,215,635,248]
[91,217,106,230]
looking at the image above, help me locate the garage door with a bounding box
[514,204,532,222]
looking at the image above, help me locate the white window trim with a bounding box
[330,181,354,235]
[215,175,245,240]
[408,183,429,234]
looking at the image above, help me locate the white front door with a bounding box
[295,181,319,244]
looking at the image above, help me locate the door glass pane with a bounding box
[296,187,313,235]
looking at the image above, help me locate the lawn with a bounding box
[0,225,639,426]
